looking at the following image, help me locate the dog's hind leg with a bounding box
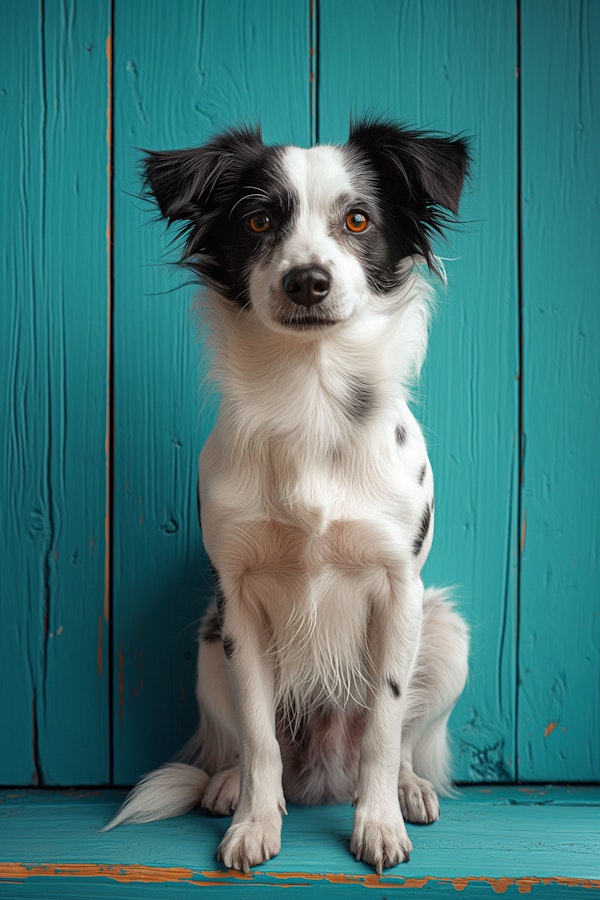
[399,588,469,824]
[192,629,242,816]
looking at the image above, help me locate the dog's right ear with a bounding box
[142,126,264,225]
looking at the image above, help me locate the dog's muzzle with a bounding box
[282,266,331,308]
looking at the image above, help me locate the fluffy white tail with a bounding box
[102,762,209,830]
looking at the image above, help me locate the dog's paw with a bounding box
[217,818,281,873]
[350,814,413,874]
[399,774,440,824]
[201,767,240,816]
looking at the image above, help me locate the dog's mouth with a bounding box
[278,314,340,331]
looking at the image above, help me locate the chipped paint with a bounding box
[0,864,598,892]
[544,721,558,737]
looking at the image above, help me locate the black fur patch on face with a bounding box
[388,678,401,699]
[346,118,470,283]
[413,504,432,556]
[200,605,222,643]
[142,127,298,309]
[346,377,374,423]
[395,423,407,446]
[222,636,235,660]
[418,463,427,485]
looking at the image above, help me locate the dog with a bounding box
[106,119,470,874]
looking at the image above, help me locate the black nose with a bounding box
[282,266,331,308]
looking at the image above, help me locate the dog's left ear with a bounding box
[348,119,470,215]
[141,125,264,225]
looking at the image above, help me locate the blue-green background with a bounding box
[1,0,598,787]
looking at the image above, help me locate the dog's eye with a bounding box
[248,213,272,234]
[345,211,370,234]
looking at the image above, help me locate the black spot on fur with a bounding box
[223,636,235,659]
[200,606,222,643]
[418,462,427,485]
[413,504,432,556]
[215,586,226,624]
[388,678,401,699]
[208,560,226,623]
[346,378,374,423]
[395,423,407,446]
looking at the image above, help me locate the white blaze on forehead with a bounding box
[282,145,355,216]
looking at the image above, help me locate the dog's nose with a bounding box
[282,266,331,307]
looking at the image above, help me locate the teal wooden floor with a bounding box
[1,787,598,897]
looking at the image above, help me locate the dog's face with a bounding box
[143,121,469,335]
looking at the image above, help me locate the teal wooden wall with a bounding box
[1,0,598,788]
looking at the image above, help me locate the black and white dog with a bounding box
[107,120,470,874]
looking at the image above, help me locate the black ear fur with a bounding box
[348,118,470,214]
[142,125,264,223]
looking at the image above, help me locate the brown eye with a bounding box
[345,211,369,233]
[248,213,272,233]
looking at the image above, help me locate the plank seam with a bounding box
[310,0,319,144]
[515,0,524,784]
[106,0,115,787]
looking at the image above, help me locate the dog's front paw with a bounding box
[399,774,440,824]
[350,813,413,874]
[218,818,281,873]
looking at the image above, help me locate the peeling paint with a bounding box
[1,864,598,892]
[544,721,558,737]
[520,508,527,554]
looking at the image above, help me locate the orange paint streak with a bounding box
[0,864,598,892]
[0,863,194,885]
[97,615,103,678]
[544,721,558,737]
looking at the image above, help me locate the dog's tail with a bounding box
[101,762,210,830]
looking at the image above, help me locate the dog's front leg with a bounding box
[351,576,423,873]
[216,600,285,873]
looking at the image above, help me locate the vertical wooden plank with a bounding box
[112,0,311,782]
[0,0,45,786]
[318,0,519,782]
[0,1,111,784]
[519,0,600,781]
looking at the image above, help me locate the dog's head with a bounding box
[143,120,469,335]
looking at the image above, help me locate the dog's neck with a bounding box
[203,273,431,461]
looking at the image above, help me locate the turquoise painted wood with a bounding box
[318,0,519,784]
[518,0,600,781]
[1,0,599,791]
[112,0,312,783]
[0,1,110,784]
[1,787,599,897]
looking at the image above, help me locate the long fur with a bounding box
[105,120,470,874]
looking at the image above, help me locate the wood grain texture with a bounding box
[318,0,519,783]
[518,0,600,781]
[0,787,598,897]
[0,1,110,785]
[2,0,598,792]
[111,0,312,783]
